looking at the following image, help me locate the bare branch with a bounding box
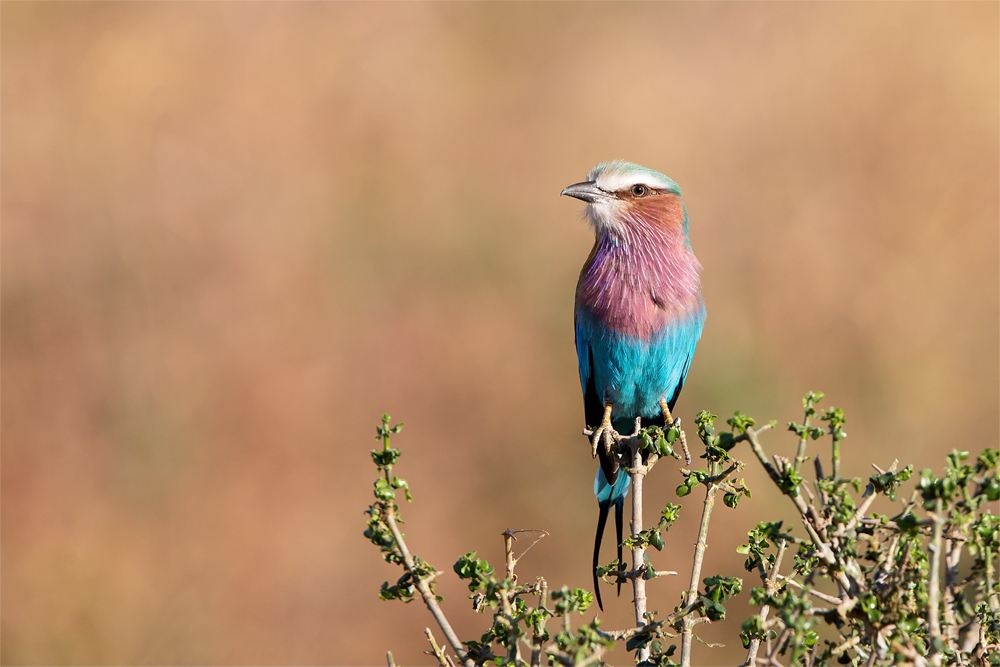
[776,575,844,605]
[927,498,944,666]
[681,463,722,667]
[629,436,651,663]
[529,579,548,667]
[424,628,450,667]
[384,509,473,667]
[744,539,788,666]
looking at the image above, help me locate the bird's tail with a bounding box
[615,495,625,597]
[593,497,611,612]
[593,448,630,611]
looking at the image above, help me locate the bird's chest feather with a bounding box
[576,224,702,340]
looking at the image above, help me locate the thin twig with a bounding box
[498,582,522,665]
[384,509,473,667]
[744,540,788,666]
[927,498,944,666]
[943,534,962,645]
[776,576,844,605]
[744,427,857,596]
[530,578,548,667]
[629,436,651,663]
[681,468,720,667]
[424,628,450,667]
[765,626,791,666]
[598,599,701,643]
[502,529,550,583]
[793,408,813,473]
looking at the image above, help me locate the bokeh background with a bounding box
[2,2,997,665]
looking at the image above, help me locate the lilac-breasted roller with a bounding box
[562,161,705,610]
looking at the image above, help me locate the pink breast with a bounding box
[576,197,702,340]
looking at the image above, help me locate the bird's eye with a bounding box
[631,184,647,197]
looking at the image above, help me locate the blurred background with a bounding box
[2,3,997,665]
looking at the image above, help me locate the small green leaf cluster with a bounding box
[371,415,411,502]
[550,586,592,616]
[745,585,818,662]
[454,557,559,662]
[675,412,754,514]
[969,512,999,571]
[551,618,612,665]
[364,503,398,562]
[778,467,805,497]
[640,424,681,460]
[623,503,681,553]
[364,415,442,604]
[379,555,438,603]
[454,552,496,593]
[787,421,824,441]
[676,411,753,503]
[698,575,742,621]
[819,407,846,442]
[625,610,678,666]
[814,475,863,524]
[723,478,751,509]
[693,410,732,462]
[869,464,913,501]
[637,640,678,667]
[545,588,616,666]
[791,548,820,579]
[976,602,1000,647]
[476,592,533,658]
[786,391,824,442]
[738,613,771,651]
[674,469,705,498]
[917,448,998,510]
[737,521,793,572]
[594,558,628,586]
[454,557,607,665]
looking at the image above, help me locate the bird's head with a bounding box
[561,161,686,237]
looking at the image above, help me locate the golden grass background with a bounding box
[2,3,997,665]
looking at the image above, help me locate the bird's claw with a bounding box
[673,419,692,465]
[589,420,620,458]
[660,400,692,465]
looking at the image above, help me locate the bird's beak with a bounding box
[561,181,610,203]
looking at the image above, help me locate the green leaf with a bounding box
[726,411,756,433]
[649,529,665,551]
[374,478,396,501]
[453,552,495,592]
[551,586,593,615]
[661,503,682,524]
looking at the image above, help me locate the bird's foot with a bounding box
[587,419,621,459]
[659,399,692,465]
[585,404,618,458]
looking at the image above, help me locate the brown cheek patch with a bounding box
[630,194,685,232]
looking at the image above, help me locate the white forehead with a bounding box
[587,160,680,194]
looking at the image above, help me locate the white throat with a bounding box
[584,199,627,235]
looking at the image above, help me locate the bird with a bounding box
[561,161,706,610]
